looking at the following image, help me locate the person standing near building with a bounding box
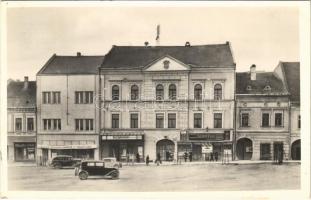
[146,155,150,166]
[156,153,161,166]
[136,152,140,163]
[184,152,188,162]
[189,152,192,162]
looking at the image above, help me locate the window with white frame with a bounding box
[262,113,270,127]
[168,113,176,128]
[156,84,164,100]
[131,85,139,100]
[15,118,22,131]
[43,119,61,130]
[214,84,222,100]
[156,113,164,128]
[241,113,249,127]
[27,118,34,131]
[214,113,222,128]
[275,113,283,127]
[130,113,139,128]
[75,91,93,104]
[75,119,94,131]
[194,84,202,100]
[111,114,119,128]
[43,92,60,104]
[112,85,120,101]
[194,113,202,128]
[169,84,177,100]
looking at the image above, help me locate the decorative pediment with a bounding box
[143,55,191,71]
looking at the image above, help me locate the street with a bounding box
[8,162,300,191]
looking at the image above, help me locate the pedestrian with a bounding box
[189,152,192,162]
[136,152,140,163]
[126,153,130,165]
[146,155,150,166]
[215,152,218,162]
[211,152,214,161]
[184,152,188,162]
[156,152,161,166]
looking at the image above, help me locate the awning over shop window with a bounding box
[102,132,144,140]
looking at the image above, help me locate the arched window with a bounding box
[131,85,139,100]
[194,84,202,100]
[214,84,222,100]
[169,84,177,100]
[112,85,119,100]
[156,84,164,100]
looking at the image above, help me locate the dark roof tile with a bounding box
[281,62,300,102]
[7,81,36,108]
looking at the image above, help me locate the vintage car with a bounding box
[50,155,81,169]
[103,157,122,168]
[74,160,119,180]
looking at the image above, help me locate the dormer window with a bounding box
[264,85,271,91]
[246,85,252,91]
[163,60,170,69]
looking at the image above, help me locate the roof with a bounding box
[101,43,235,69]
[37,54,105,75]
[7,81,36,108]
[280,62,300,102]
[236,72,288,95]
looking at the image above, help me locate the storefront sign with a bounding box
[102,135,143,140]
[202,144,213,153]
[224,149,232,155]
[189,133,224,141]
[37,144,97,149]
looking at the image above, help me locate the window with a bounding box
[156,84,164,100]
[169,84,177,100]
[112,85,120,100]
[15,118,22,131]
[75,91,93,104]
[262,113,270,127]
[156,113,164,128]
[168,113,176,128]
[76,119,94,131]
[52,92,61,104]
[241,113,249,127]
[27,118,34,131]
[275,113,283,127]
[298,115,301,129]
[43,119,61,130]
[112,114,119,128]
[131,85,139,100]
[194,113,202,128]
[214,113,222,128]
[214,84,222,100]
[75,119,84,131]
[194,84,202,100]
[43,92,51,104]
[130,113,139,128]
[85,119,94,131]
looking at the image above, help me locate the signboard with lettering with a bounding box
[202,144,213,153]
[102,135,143,140]
[224,149,232,155]
[189,133,224,141]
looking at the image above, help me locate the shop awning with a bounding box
[37,144,97,149]
[102,132,144,140]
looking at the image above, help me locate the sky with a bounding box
[6,5,300,81]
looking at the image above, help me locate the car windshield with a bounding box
[103,159,112,162]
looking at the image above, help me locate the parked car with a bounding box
[74,160,119,180]
[50,155,81,169]
[103,157,122,168]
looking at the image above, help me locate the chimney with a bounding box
[250,64,256,81]
[23,76,29,89]
[185,41,191,47]
[77,52,81,57]
[144,41,149,47]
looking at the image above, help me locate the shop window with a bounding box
[168,113,176,128]
[262,113,270,127]
[194,113,202,128]
[169,84,177,100]
[275,113,283,127]
[112,114,119,128]
[214,113,222,128]
[214,84,222,100]
[156,84,164,100]
[15,118,22,132]
[156,113,164,128]
[130,113,139,128]
[131,85,139,100]
[75,91,93,104]
[194,84,202,100]
[27,118,34,131]
[298,115,301,129]
[241,113,249,127]
[112,85,120,100]
[52,92,61,104]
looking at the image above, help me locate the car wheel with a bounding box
[111,170,119,180]
[79,171,88,180]
[54,163,62,169]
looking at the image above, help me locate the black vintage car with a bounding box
[74,160,119,180]
[50,155,81,169]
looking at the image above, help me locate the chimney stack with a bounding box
[23,76,29,89]
[250,64,256,81]
[185,41,191,47]
[144,41,149,47]
[77,52,81,57]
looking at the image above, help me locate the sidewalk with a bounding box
[8,162,37,167]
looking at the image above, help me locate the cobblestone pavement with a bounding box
[8,162,300,191]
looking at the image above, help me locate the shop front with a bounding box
[101,133,144,162]
[14,142,36,162]
[177,131,233,161]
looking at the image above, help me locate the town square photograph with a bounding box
[1,1,310,199]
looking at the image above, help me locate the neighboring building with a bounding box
[99,42,236,162]
[274,62,300,160]
[7,77,36,162]
[235,65,290,160]
[36,53,104,163]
